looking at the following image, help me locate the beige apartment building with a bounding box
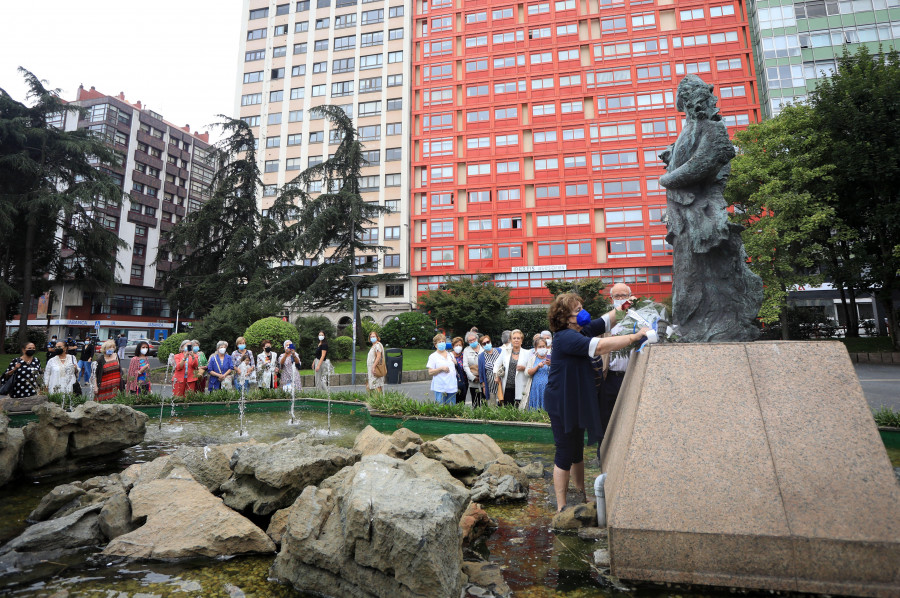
[235,0,413,327]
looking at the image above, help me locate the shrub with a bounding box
[4,327,48,353]
[158,333,190,363]
[503,309,549,347]
[379,311,436,349]
[294,315,336,364]
[331,336,353,360]
[192,298,283,353]
[244,317,301,356]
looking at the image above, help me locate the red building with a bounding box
[410,0,759,305]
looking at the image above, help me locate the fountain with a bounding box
[288,359,297,424]
[159,355,173,430]
[236,362,249,436]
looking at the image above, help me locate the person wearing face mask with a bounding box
[545,292,650,513]
[450,336,468,404]
[207,341,234,391]
[257,340,279,389]
[427,333,457,405]
[524,338,551,410]
[91,339,123,401]
[366,331,385,395]
[313,331,333,391]
[172,339,200,396]
[279,339,302,390]
[126,341,153,395]
[191,340,208,392]
[599,283,641,440]
[231,337,255,392]
[477,335,501,407]
[462,331,483,407]
[493,329,532,409]
[44,339,78,395]
[541,330,553,353]
[1,342,43,398]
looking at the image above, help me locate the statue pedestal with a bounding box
[600,341,900,597]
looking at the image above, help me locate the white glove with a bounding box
[645,329,659,344]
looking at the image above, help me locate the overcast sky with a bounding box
[0,0,241,142]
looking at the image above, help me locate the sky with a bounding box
[0,0,242,142]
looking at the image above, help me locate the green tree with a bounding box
[158,333,190,363]
[810,46,900,348]
[544,278,611,317]
[417,275,511,338]
[157,117,274,317]
[726,103,837,337]
[380,311,437,349]
[0,69,126,346]
[191,298,282,353]
[294,314,336,363]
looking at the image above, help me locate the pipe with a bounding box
[594,473,607,528]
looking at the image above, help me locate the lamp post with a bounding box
[348,274,364,385]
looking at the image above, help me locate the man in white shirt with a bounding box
[601,283,638,440]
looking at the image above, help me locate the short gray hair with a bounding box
[501,330,511,344]
[191,339,199,345]
[216,340,229,350]
[541,330,551,338]
[179,339,191,350]
[465,331,479,343]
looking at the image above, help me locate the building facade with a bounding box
[748,0,900,117]
[411,0,761,305]
[13,86,215,342]
[235,0,415,325]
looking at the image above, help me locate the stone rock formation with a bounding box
[462,560,511,598]
[0,505,105,555]
[551,501,598,531]
[420,433,504,475]
[0,414,24,486]
[459,502,497,544]
[353,425,423,459]
[271,454,470,598]
[221,434,360,515]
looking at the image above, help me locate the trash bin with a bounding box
[385,348,403,384]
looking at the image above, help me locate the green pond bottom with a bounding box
[1,404,898,597]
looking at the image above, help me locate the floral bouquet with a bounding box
[608,297,670,362]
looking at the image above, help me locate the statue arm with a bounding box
[659,126,734,190]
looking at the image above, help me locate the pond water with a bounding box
[1,407,897,598]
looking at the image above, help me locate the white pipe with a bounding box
[594,473,607,528]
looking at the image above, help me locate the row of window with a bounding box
[247,5,405,40]
[416,267,674,293]
[421,207,664,236]
[760,0,900,29]
[761,21,900,57]
[243,50,403,82]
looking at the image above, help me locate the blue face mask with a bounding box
[469,341,478,349]
[576,309,591,327]
[483,343,492,352]
[238,344,246,350]
[436,342,447,351]
[106,349,114,355]
[193,346,199,352]
[184,347,190,352]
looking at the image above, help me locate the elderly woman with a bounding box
[450,336,468,403]
[126,340,152,395]
[44,338,78,395]
[257,340,279,389]
[524,337,551,410]
[545,292,649,512]
[2,342,42,398]
[477,334,501,407]
[427,333,457,405]
[494,329,532,408]
[462,331,483,407]
[231,337,255,391]
[207,341,233,391]
[279,340,302,390]
[191,340,208,392]
[92,339,123,402]
[172,338,199,396]
[366,331,385,395]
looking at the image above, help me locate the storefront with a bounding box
[6,319,174,341]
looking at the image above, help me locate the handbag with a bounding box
[373,353,387,378]
[70,356,82,395]
[0,369,16,395]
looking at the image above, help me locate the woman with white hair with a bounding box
[493,329,533,408]
[206,340,233,391]
[91,339,122,401]
[462,330,483,406]
[172,338,200,396]
[279,339,302,390]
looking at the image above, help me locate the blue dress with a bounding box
[206,353,233,391]
[529,361,549,410]
[544,318,608,445]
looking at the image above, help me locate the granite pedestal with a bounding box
[600,341,900,597]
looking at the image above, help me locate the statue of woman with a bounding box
[659,75,762,342]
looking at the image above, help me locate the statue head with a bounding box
[676,75,721,122]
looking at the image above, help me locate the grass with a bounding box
[296,348,432,375]
[873,406,900,428]
[836,337,895,353]
[368,392,551,423]
[47,388,369,407]
[0,354,14,374]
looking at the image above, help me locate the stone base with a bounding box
[600,341,900,598]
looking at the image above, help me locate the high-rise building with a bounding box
[235,0,414,327]
[749,0,900,117]
[411,0,760,305]
[21,86,215,341]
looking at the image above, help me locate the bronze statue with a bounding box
[659,76,762,342]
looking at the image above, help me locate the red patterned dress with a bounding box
[96,359,122,402]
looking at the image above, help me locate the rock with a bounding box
[462,560,511,598]
[0,413,8,450]
[470,473,528,503]
[0,505,104,555]
[99,493,136,540]
[103,476,275,559]
[577,526,608,540]
[594,548,610,567]
[406,452,467,492]
[28,483,86,521]
[551,501,598,531]
[20,401,147,472]
[420,434,504,474]
[271,454,470,598]
[29,474,127,522]
[221,434,360,515]
[459,502,497,544]
[353,425,422,460]
[0,428,24,487]
[522,461,544,479]
[266,507,290,547]
[0,394,47,416]
[894,467,900,484]
[484,454,529,488]
[167,442,256,493]
[0,547,87,583]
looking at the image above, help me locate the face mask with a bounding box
[483,343,492,352]
[536,348,548,357]
[370,337,377,343]
[614,299,627,310]
[454,346,462,354]
[436,342,446,351]
[193,346,199,352]
[545,337,552,346]
[106,349,115,355]
[576,309,591,327]
[238,344,246,350]
[218,347,226,354]
[318,335,325,341]
[54,348,64,355]
[469,341,478,349]
[140,348,149,355]
[25,349,36,356]
[264,346,272,353]
[184,347,190,352]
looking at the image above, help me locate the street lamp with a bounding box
[348,274,364,385]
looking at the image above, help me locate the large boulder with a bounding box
[221,434,360,515]
[353,425,422,459]
[20,401,147,472]
[0,427,24,487]
[29,474,127,522]
[405,452,467,492]
[103,474,275,559]
[271,454,470,598]
[420,434,504,475]
[0,505,104,555]
[98,493,137,540]
[470,474,528,503]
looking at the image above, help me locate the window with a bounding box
[537,214,565,227]
[535,158,558,170]
[274,24,288,36]
[316,17,330,29]
[532,77,554,90]
[498,188,520,201]
[425,39,453,56]
[632,12,656,29]
[431,191,454,207]
[385,226,401,240]
[294,42,307,54]
[250,7,268,19]
[498,217,523,229]
[467,163,491,176]
[557,23,577,36]
[389,5,403,17]
[309,131,324,143]
[297,0,309,10]
[429,247,454,266]
[334,35,356,51]
[719,85,746,98]
[469,218,492,231]
[265,160,279,173]
[595,150,638,170]
[270,90,284,102]
[493,7,513,19]
[314,39,328,51]
[241,115,261,127]
[495,80,526,94]
[608,237,646,258]
[601,16,627,33]
[312,84,325,96]
[333,57,355,73]
[359,175,380,190]
[384,255,401,268]
[387,122,402,135]
[268,113,282,125]
[466,11,487,23]
[561,100,583,113]
[761,35,800,59]
[466,58,488,72]
[386,148,402,161]
[530,52,553,64]
[360,54,383,69]
[245,49,265,62]
[558,49,579,61]
[424,113,452,130]
[430,219,454,238]
[273,46,287,58]
[497,160,520,173]
[287,134,302,146]
[335,13,357,28]
[241,93,262,106]
[387,74,403,87]
[566,183,588,196]
[605,206,643,227]
[359,101,381,117]
[295,22,309,33]
[276,3,290,14]
[496,134,519,147]
[289,110,303,122]
[131,265,144,279]
[469,246,493,260]
[555,0,576,10]
[271,67,285,79]
[528,3,551,15]
[766,65,805,89]
[266,137,281,148]
[387,98,402,111]
[533,103,556,116]
[292,65,306,77]
[332,81,354,96]
[495,106,518,120]
[494,30,525,43]
[389,28,403,39]
[385,200,399,213]
[424,63,452,80]
[286,157,303,170]
[386,283,404,296]
[247,28,267,41]
[499,245,522,258]
[243,71,264,83]
[467,110,490,123]
[362,8,384,24]
[361,31,383,47]
[359,125,381,141]
[534,130,557,143]
[564,155,587,168]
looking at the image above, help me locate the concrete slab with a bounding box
[601,341,900,598]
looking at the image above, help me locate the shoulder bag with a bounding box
[373,344,387,378]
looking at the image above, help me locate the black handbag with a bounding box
[0,370,16,395]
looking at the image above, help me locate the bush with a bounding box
[331,336,353,360]
[158,333,190,363]
[294,315,335,364]
[4,327,48,353]
[192,298,283,354]
[244,317,301,355]
[503,309,549,347]
[379,311,436,349]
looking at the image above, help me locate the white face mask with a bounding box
[140,347,148,355]
[545,337,552,346]
[318,335,325,341]
[536,348,548,357]
[614,299,627,310]
[453,345,462,354]
[218,347,226,354]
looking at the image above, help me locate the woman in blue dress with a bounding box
[525,337,550,410]
[545,293,649,512]
[207,341,234,391]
